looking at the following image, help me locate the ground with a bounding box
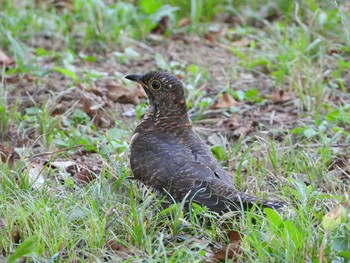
[0,1,349,262]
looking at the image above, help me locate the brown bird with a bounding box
[126,71,285,213]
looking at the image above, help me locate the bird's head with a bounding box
[126,71,188,121]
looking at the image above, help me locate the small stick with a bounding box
[29,144,85,159]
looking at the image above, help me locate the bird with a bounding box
[125,71,286,213]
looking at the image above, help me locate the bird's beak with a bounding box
[125,74,144,85]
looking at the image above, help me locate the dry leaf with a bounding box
[0,50,15,66]
[73,153,102,184]
[106,81,139,104]
[50,160,76,170]
[90,85,104,97]
[73,168,95,184]
[232,125,254,139]
[82,97,110,127]
[232,37,251,47]
[106,239,131,254]
[0,144,17,168]
[178,17,191,27]
[222,116,239,129]
[214,230,243,261]
[204,33,215,43]
[211,93,238,109]
[24,162,45,189]
[222,116,254,139]
[271,89,293,104]
[82,97,102,116]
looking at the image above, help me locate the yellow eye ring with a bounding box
[150,79,162,90]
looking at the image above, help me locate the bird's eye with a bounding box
[150,80,161,90]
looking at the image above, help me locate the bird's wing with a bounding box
[185,131,233,184]
[163,158,267,212]
[130,132,285,213]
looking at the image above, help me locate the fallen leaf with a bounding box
[73,153,102,184]
[222,116,254,139]
[106,81,140,104]
[82,97,102,116]
[13,227,21,243]
[0,50,15,66]
[232,37,251,47]
[73,168,95,184]
[271,89,293,104]
[82,97,110,127]
[50,160,76,170]
[232,125,254,139]
[23,162,45,189]
[178,17,191,27]
[106,239,130,254]
[214,230,243,261]
[211,93,238,109]
[0,144,17,168]
[221,115,239,129]
[204,33,215,43]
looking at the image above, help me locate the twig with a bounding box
[29,144,85,159]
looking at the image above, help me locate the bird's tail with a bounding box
[189,180,287,213]
[227,191,287,211]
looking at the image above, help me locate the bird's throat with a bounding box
[138,101,191,132]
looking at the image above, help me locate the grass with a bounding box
[1,0,350,262]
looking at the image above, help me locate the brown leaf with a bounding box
[204,33,215,43]
[0,50,15,66]
[271,89,284,103]
[222,116,254,139]
[211,93,238,109]
[106,81,139,104]
[106,239,130,253]
[90,85,104,97]
[73,168,95,184]
[271,89,293,104]
[222,116,239,129]
[232,37,251,47]
[50,160,76,170]
[0,144,17,168]
[214,230,243,261]
[178,17,191,27]
[13,227,20,243]
[106,239,133,260]
[73,153,102,184]
[82,97,110,127]
[82,97,101,116]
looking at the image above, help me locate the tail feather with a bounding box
[188,180,287,213]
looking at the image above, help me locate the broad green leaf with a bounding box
[7,236,38,263]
